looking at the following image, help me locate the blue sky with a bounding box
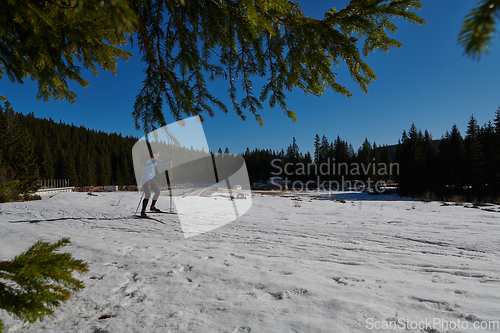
[2,0,499,155]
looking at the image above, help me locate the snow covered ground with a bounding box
[1,191,500,332]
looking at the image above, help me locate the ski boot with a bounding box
[150,206,162,213]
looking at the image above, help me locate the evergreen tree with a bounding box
[479,121,496,194]
[0,102,40,195]
[319,135,330,165]
[396,124,428,195]
[439,125,466,191]
[96,153,112,186]
[303,151,313,184]
[61,149,79,187]
[116,151,130,186]
[333,136,350,181]
[347,144,355,162]
[357,138,373,181]
[313,134,321,168]
[465,114,482,191]
[494,107,500,133]
[75,150,87,187]
[0,153,5,186]
[0,102,20,180]
[0,238,89,332]
[378,145,394,182]
[85,151,98,187]
[16,128,40,195]
[333,136,349,163]
[480,108,500,195]
[53,143,64,181]
[286,137,300,164]
[284,137,301,183]
[40,141,55,181]
[421,130,439,191]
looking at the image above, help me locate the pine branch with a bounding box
[132,0,424,128]
[1,0,425,130]
[0,238,89,329]
[0,0,134,103]
[458,0,500,60]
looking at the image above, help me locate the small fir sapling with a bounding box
[0,238,89,332]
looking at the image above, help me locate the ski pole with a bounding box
[169,156,173,213]
[169,186,173,213]
[135,191,144,215]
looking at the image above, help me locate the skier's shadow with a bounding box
[8,217,132,224]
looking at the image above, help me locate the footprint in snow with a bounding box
[267,288,308,300]
[331,276,365,286]
[166,263,193,277]
[410,297,456,311]
[230,253,245,259]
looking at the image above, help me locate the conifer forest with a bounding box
[1,101,499,201]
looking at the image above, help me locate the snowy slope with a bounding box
[1,191,499,332]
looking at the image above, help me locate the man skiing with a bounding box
[140,151,166,217]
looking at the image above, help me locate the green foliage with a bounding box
[465,115,482,188]
[396,108,500,197]
[0,180,20,204]
[396,125,441,195]
[0,0,134,102]
[439,125,466,189]
[243,134,394,187]
[17,128,40,195]
[0,101,137,187]
[0,0,424,132]
[0,102,20,179]
[459,0,500,60]
[133,0,424,132]
[0,238,89,331]
[0,102,42,198]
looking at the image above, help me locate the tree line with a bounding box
[0,101,251,200]
[1,100,500,200]
[396,109,500,198]
[245,108,500,199]
[0,101,137,200]
[243,136,394,187]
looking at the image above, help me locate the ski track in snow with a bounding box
[0,191,499,332]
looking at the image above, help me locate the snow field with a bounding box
[0,191,499,332]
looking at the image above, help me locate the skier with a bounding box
[140,151,166,217]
